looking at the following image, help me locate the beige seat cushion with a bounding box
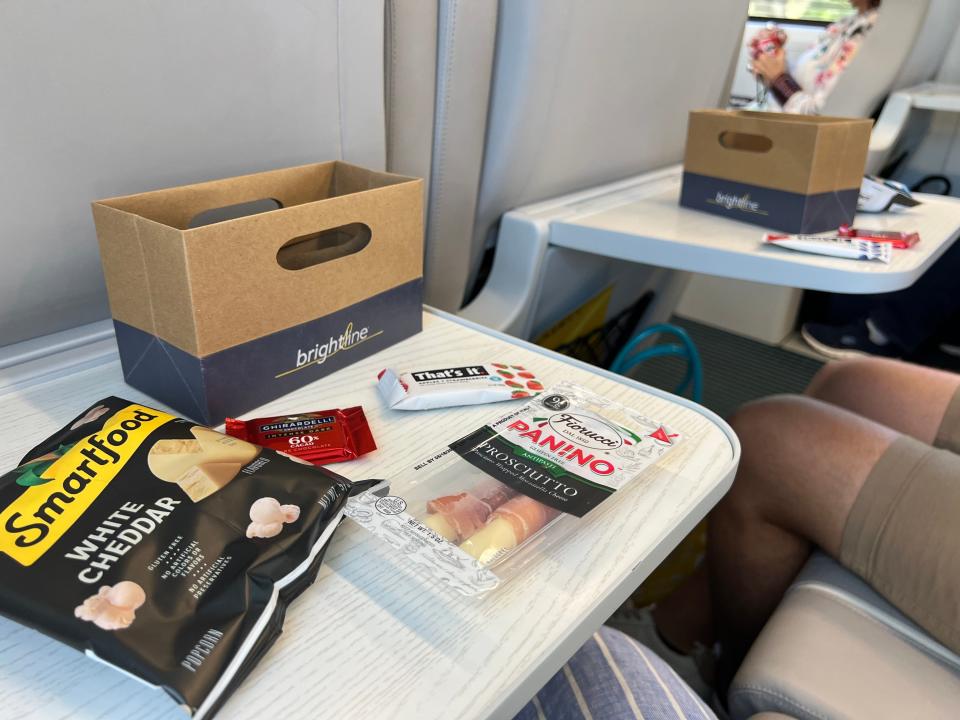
[729,555,960,720]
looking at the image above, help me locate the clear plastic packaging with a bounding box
[346,382,682,595]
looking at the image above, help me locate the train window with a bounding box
[749,0,853,24]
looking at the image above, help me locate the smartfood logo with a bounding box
[707,191,767,215]
[276,321,383,379]
[0,406,174,566]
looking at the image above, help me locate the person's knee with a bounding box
[806,357,896,404]
[723,394,848,515]
[724,395,808,509]
[728,395,807,451]
[723,394,892,551]
[807,360,854,401]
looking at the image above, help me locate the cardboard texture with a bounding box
[93,161,424,423]
[680,110,873,233]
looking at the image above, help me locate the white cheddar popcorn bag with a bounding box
[347,382,681,595]
[0,397,369,719]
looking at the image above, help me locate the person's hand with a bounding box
[752,48,787,85]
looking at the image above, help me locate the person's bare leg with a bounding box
[709,395,898,693]
[652,562,713,652]
[806,358,959,443]
[653,368,928,672]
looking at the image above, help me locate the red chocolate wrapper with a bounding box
[837,224,920,249]
[225,407,376,465]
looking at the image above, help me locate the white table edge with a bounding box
[533,165,959,294]
[551,219,958,294]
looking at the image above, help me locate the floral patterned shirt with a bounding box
[774,9,879,114]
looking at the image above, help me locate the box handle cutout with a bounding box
[189,198,283,228]
[276,222,372,270]
[718,131,773,153]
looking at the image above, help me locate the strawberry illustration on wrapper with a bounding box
[376,363,544,411]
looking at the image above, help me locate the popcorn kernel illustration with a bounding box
[74,581,147,631]
[246,497,301,539]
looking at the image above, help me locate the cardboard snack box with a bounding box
[92,161,423,424]
[680,110,873,233]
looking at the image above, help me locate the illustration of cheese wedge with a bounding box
[148,428,259,502]
[147,439,204,481]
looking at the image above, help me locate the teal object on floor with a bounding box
[610,323,704,402]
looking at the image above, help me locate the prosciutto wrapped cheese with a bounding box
[459,495,561,566]
[423,480,516,543]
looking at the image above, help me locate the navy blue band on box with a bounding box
[114,279,423,424]
[680,171,860,234]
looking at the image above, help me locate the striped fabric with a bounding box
[515,626,716,720]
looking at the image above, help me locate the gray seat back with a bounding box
[385,0,440,210]
[729,553,960,720]
[0,1,386,347]
[386,0,499,311]
[936,18,960,83]
[424,1,500,310]
[465,0,748,308]
[890,0,960,89]
[387,1,750,312]
[823,0,935,117]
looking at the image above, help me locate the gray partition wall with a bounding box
[0,0,386,347]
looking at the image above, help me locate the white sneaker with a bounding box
[606,605,714,700]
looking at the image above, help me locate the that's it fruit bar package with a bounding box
[377,363,543,410]
[347,382,681,595]
[0,397,360,718]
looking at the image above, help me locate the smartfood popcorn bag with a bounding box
[0,397,360,718]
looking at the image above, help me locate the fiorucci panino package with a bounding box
[346,382,682,595]
[0,397,361,718]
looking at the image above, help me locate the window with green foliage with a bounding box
[749,0,855,23]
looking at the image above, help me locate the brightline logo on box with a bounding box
[707,191,767,215]
[276,321,382,378]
